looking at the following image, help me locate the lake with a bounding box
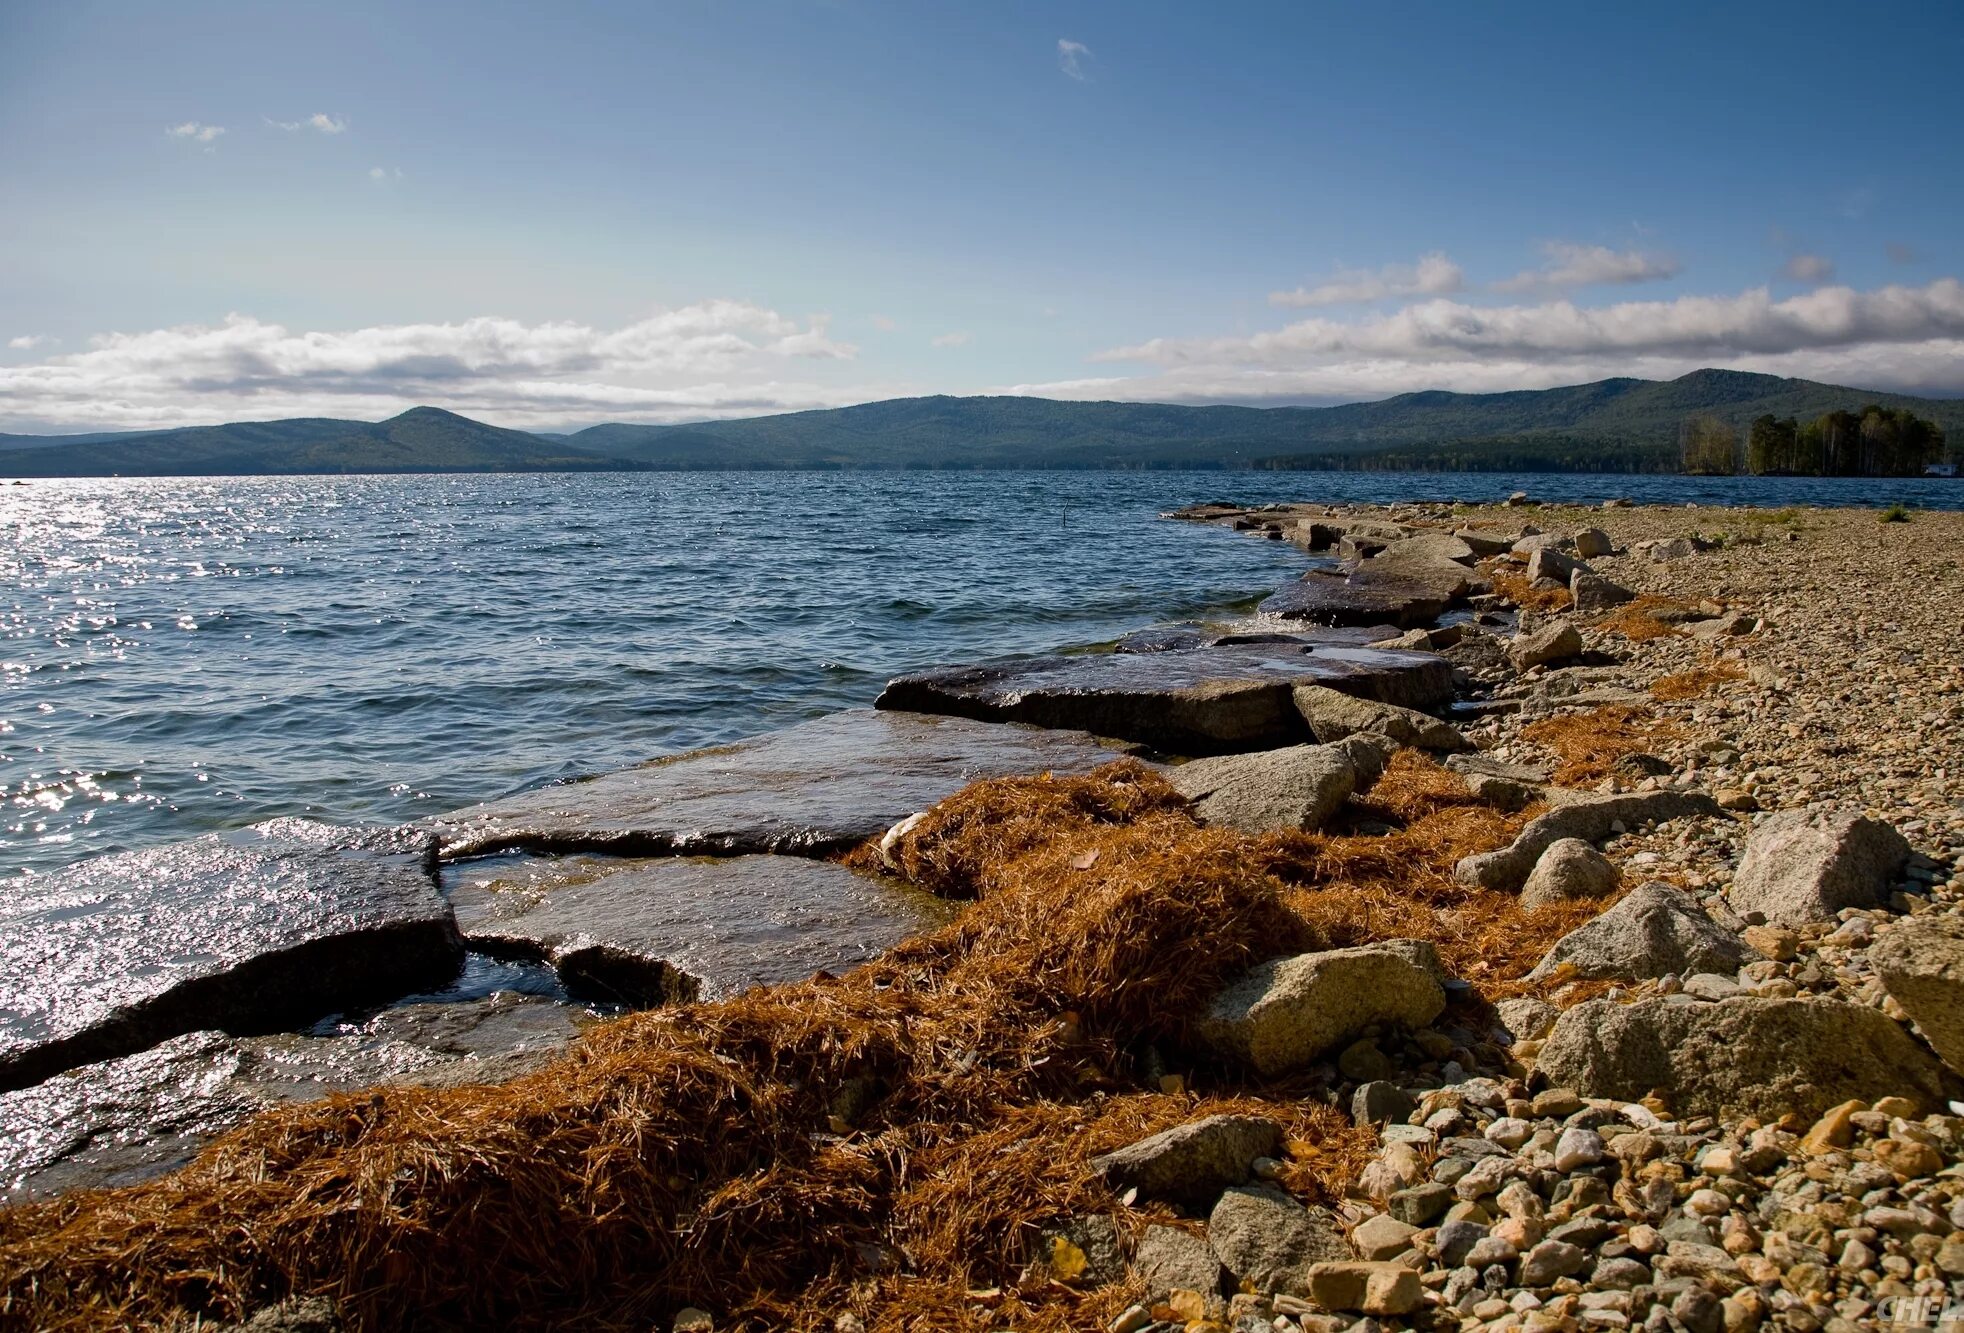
[3,468,1956,877]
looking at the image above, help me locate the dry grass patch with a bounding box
[1650,661,1746,702]
[1595,595,1688,642]
[0,756,1570,1332]
[1519,704,1669,786]
[1482,561,1570,611]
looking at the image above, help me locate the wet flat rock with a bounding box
[0,992,581,1201]
[1259,568,1456,629]
[451,853,956,1005]
[429,710,1128,861]
[0,818,461,1093]
[876,641,1452,755]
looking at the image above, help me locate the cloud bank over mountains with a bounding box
[0,304,864,432]
[1033,278,1964,405]
[5,274,1962,433]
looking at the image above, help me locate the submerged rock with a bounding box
[877,642,1452,756]
[1727,807,1911,926]
[0,819,459,1094]
[1534,995,1957,1120]
[431,710,1128,860]
[454,854,955,1005]
[0,992,581,1201]
[1167,744,1356,833]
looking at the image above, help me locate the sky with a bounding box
[2,0,1963,434]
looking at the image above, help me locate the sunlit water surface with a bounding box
[3,469,1955,878]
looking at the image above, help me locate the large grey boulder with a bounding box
[1871,916,1964,1076]
[1197,942,1447,1076]
[1728,808,1911,926]
[1135,1225,1224,1300]
[432,710,1128,859]
[1519,838,1621,910]
[1089,1114,1285,1208]
[1508,622,1584,670]
[1573,529,1614,559]
[1455,789,1722,891]
[1526,546,1583,585]
[1167,745,1356,833]
[876,642,1453,755]
[455,853,952,1006]
[0,820,459,1093]
[1638,537,1702,562]
[1208,1184,1349,1297]
[1329,733,1401,786]
[0,993,580,1201]
[1454,529,1516,558]
[1526,882,1751,981]
[1293,684,1469,752]
[1535,995,1958,1120]
[1445,753,1549,812]
[1571,569,1635,613]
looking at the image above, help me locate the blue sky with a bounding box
[3,0,1962,432]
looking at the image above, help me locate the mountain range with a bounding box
[2,370,1958,477]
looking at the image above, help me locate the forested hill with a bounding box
[0,408,631,477]
[567,370,1964,472]
[3,371,1959,476]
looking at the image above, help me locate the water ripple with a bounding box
[0,469,1953,877]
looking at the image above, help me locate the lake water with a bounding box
[4,469,1957,878]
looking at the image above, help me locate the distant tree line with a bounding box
[1679,406,1948,476]
[1258,435,1682,474]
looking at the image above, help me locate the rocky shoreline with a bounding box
[1,495,1961,1333]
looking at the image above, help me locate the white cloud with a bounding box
[1104,280,1964,367]
[1057,39,1092,81]
[1492,242,1680,294]
[368,166,404,182]
[0,303,865,432]
[269,112,349,134]
[7,335,45,351]
[1270,253,1463,308]
[1038,277,1964,403]
[1783,253,1835,284]
[165,122,225,146]
[931,331,972,348]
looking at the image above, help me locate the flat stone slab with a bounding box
[1259,568,1454,629]
[430,710,1129,861]
[0,992,582,1201]
[1112,623,1401,654]
[877,642,1452,756]
[0,819,461,1093]
[450,853,958,1004]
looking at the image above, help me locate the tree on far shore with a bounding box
[1680,414,1739,475]
[1753,405,1947,476]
